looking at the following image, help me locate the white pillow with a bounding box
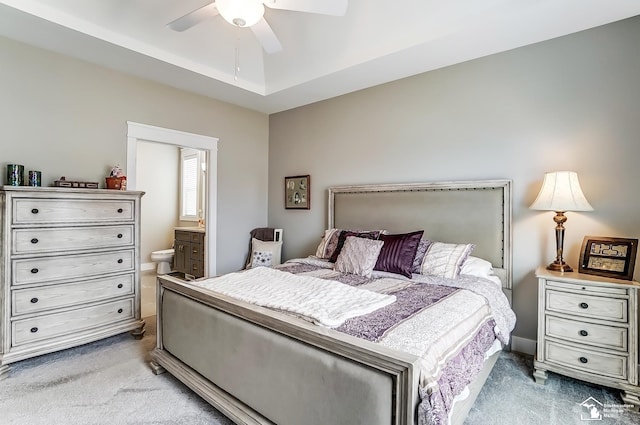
[247,238,282,268]
[334,236,384,278]
[419,242,475,279]
[460,256,493,278]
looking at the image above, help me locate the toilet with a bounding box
[150,249,174,274]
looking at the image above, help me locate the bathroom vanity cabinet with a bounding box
[0,186,145,380]
[174,228,205,278]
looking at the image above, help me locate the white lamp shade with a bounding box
[530,171,593,212]
[216,0,265,27]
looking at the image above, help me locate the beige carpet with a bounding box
[0,317,232,425]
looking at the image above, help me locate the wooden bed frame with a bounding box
[150,179,513,425]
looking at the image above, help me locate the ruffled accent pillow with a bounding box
[329,230,381,263]
[374,230,424,278]
[412,239,433,274]
[314,228,342,259]
[419,242,475,279]
[334,236,384,278]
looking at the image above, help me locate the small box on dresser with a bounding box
[534,267,640,410]
[0,186,145,380]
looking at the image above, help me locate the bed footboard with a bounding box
[151,276,421,425]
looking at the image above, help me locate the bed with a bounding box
[150,179,515,425]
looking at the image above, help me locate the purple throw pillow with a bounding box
[329,230,380,263]
[374,230,424,278]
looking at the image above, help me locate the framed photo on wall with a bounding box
[285,175,310,210]
[579,236,638,280]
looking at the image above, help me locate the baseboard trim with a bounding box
[511,336,536,355]
[141,262,155,272]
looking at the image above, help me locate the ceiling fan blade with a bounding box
[250,18,283,54]
[167,2,219,32]
[263,0,348,16]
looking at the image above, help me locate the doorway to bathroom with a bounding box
[125,122,218,318]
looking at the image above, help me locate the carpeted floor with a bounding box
[1,317,638,425]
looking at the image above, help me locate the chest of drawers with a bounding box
[0,187,145,379]
[534,268,640,410]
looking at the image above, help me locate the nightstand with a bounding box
[534,267,640,410]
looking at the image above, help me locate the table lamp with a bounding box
[530,171,593,272]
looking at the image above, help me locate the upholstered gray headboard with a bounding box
[327,180,513,290]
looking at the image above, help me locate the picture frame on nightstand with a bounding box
[579,236,638,280]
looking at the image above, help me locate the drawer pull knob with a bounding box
[117,259,123,264]
[117,283,123,289]
[30,238,39,244]
[117,308,123,314]
[30,268,39,274]
[117,208,123,213]
[579,302,589,309]
[30,297,39,304]
[579,330,588,337]
[579,357,588,364]
[30,327,38,333]
[31,208,39,214]
[117,233,123,238]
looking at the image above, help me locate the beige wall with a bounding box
[0,36,269,275]
[268,16,640,343]
[136,141,179,266]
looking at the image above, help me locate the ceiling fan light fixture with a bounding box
[216,0,265,27]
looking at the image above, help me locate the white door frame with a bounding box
[126,121,218,275]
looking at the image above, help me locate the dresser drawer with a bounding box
[545,340,627,380]
[12,298,134,346]
[13,225,134,254]
[546,289,627,322]
[13,250,134,285]
[12,273,135,315]
[546,315,627,351]
[13,198,134,224]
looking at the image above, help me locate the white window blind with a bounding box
[180,148,205,221]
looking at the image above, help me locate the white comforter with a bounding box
[196,266,396,327]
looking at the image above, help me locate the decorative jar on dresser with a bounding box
[0,186,145,379]
[534,267,640,410]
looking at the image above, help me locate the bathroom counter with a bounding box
[174,226,205,233]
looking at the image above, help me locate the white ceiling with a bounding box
[1,0,639,114]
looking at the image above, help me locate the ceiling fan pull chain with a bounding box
[234,34,240,81]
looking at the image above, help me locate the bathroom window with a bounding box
[180,148,206,222]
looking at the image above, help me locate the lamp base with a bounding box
[547,261,573,273]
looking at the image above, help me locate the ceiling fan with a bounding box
[168,0,348,54]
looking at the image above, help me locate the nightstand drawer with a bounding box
[545,340,627,380]
[546,289,627,322]
[546,315,627,351]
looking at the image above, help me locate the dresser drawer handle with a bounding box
[117,259,123,264]
[30,327,38,333]
[579,330,588,337]
[579,357,588,364]
[30,268,39,274]
[30,297,39,304]
[117,283,123,289]
[30,238,39,244]
[579,302,589,309]
[117,208,123,213]
[31,208,39,214]
[117,233,123,238]
[117,308,123,314]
